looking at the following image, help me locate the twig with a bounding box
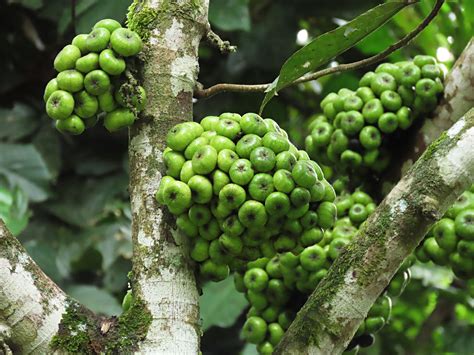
[195,0,444,99]
[206,27,237,54]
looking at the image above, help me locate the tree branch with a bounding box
[194,0,444,99]
[276,108,474,354]
[205,26,237,54]
[127,1,209,353]
[0,219,68,353]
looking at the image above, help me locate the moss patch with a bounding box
[50,297,152,354]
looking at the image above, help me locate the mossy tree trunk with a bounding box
[127,0,209,353]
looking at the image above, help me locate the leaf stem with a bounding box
[195,0,444,99]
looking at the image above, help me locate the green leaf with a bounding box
[260,1,408,112]
[200,276,248,331]
[0,103,39,142]
[209,0,250,32]
[67,285,122,316]
[0,143,52,202]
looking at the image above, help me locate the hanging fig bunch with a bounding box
[44,19,146,135]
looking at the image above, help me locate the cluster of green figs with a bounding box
[304,55,444,175]
[156,110,419,353]
[417,185,474,280]
[156,113,338,282]
[237,189,413,353]
[43,19,146,134]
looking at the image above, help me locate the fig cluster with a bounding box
[416,184,474,280]
[305,56,444,175]
[44,19,146,135]
[156,113,337,282]
[237,188,412,353]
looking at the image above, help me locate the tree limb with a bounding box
[194,0,444,99]
[276,108,474,354]
[127,1,209,353]
[0,219,68,353]
[205,26,237,54]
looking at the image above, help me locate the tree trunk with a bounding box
[127,1,209,353]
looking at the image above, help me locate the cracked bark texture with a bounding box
[0,219,67,354]
[276,108,474,355]
[127,1,209,353]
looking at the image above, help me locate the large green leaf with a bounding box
[0,103,39,142]
[67,285,122,316]
[260,1,409,112]
[200,276,248,331]
[209,0,251,32]
[0,143,52,202]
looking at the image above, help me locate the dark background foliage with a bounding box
[0,0,472,353]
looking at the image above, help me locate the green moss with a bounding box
[50,297,152,354]
[127,1,159,41]
[106,298,152,353]
[126,0,203,41]
[421,131,448,162]
[50,301,93,354]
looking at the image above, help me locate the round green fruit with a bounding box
[249,173,274,201]
[238,200,268,228]
[99,49,126,76]
[55,114,85,135]
[72,34,88,54]
[192,145,218,175]
[86,28,111,52]
[84,70,111,95]
[240,113,267,136]
[242,316,267,344]
[455,209,474,240]
[216,118,241,140]
[93,19,122,33]
[46,90,75,120]
[110,28,143,57]
[219,183,246,210]
[74,90,98,118]
[54,45,81,72]
[229,159,255,186]
[104,108,135,132]
[75,53,100,73]
[43,78,59,102]
[166,123,197,151]
[98,87,118,112]
[57,70,84,93]
[236,134,262,159]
